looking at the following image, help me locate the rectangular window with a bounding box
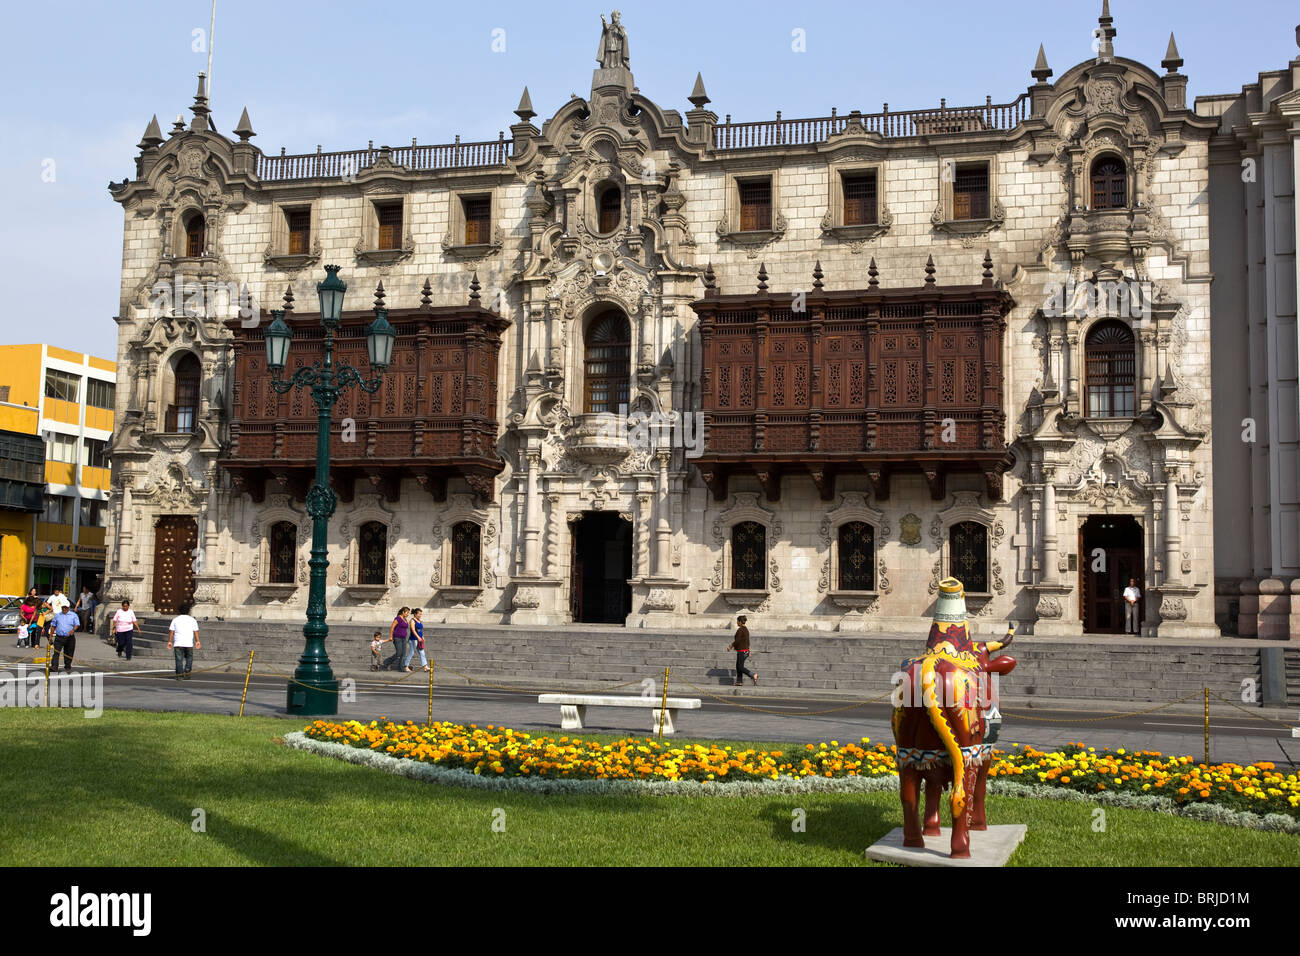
[47,434,78,464]
[43,494,74,524]
[842,172,878,226]
[86,379,115,410]
[952,162,990,221]
[44,370,80,404]
[82,438,108,469]
[80,498,105,528]
[286,208,311,255]
[738,178,772,232]
[462,196,491,245]
[376,202,403,251]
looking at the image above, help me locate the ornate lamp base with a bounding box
[286,676,340,716]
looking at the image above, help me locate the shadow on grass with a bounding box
[757,796,897,860]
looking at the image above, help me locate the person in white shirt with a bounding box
[167,602,201,680]
[1123,578,1141,635]
[75,587,93,632]
[47,588,70,616]
[112,599,143,660]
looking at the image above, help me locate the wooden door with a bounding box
[569,521,583,622]
[152,516,198,613]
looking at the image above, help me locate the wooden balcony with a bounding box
[692,263,1014,503]
[222,301,509,504]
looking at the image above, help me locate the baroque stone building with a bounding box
[104,7,1220,637]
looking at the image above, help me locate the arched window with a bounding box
[1090,157,1126,210]
[166,353,201,432]
[584,312,630,414]
[598,185,622,233]
[731,521,766,590]
[838,521,876,591]
[949,521,988,593]
[184,211,206,257]
[359,521,387,585]
[451,521,481,587]
[1085,321,1136,418]
[269,521,297,584]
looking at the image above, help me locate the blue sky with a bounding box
[0,0,1296,359]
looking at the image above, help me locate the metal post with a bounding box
[428,658,434,726]
[658,666,670,740]
[1203,687,1210,766]
[239,649,254,717]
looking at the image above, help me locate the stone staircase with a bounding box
[1285,647,1300,707]
[116,617,1271,710]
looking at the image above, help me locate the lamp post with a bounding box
[265,264,397,715]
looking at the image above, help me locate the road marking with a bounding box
[1144,721,1275,732]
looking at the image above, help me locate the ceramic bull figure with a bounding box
[890,577,1016,858]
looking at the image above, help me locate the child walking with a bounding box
[369,630,388,671]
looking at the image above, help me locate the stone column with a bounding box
[203,469,219,571]
[117,482,134,569]
[1041,471,1058,585]
[1290,579,1300,641]
[1257,578,1289,640]
[1164,472,1180,584]
[654,451,672,577]
[1238,579,1259,638]
[522,452,541,576]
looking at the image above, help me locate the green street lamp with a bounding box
[266,264,395,715]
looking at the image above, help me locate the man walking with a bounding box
[49,604,81,674]
[167,602,201,681]
[1123,578,1141,635]
[728,614,758,687]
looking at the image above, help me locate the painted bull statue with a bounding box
[890,577,1017,858]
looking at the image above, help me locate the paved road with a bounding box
[6,657,1297,766]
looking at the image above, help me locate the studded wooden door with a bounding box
[152,516,198,613]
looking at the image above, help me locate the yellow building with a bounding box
[0,344,116,597]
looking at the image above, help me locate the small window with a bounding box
[952,162,989,220]
[949,521,989,593]
[86,379,115,410]
[82,438,108,469]
[43,495,74,524]
[184,212,206,257]
[376,202,403,251]
[359,521,388,585]
[739,178,772,231]
[286,208,311,255]
[44,370,80,404]
[166,354,201,433]
[838,521,876,591]
[47,434,78,464]
[270,521,297,584]
[597,185,621,233]
[731,521,767,590]
[462,196,491,245]
[1085,320,1136,418]
[842,172,878,226]
[451,521,482,587]
[583,312,631,414]
[1090,157,1126,210]
[79,498,106,528]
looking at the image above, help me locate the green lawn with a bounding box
[2,709,1296,866]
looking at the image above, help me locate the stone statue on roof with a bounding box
[597,11,630,70]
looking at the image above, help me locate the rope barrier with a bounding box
[1211,692,1298,729]
[675,675,893,716]
[999,691,1203,723]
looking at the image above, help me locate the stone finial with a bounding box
[812,260,824,291]
[1162,33,1183,73]
[171,113,187,135]
[190,72,211,132]
[924,254,936,285]
[138,115,164,151]
[469,272,482,303]
[514,87,536,123]
[372,281,387,312]
[527,350,542,373]
[688,72,710,108]
[982,249,994,286]
[703,262,716,291]
[1096,0,1117,60]
[1031,44,1053,82]
[420,278,433,308]
[282,286,295,313]
[868,257,879,288]
[234,107,256,141]
[757,263,769,292]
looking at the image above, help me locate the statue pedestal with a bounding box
[865,825,1027,867]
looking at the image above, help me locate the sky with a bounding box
[0,0,1296,360]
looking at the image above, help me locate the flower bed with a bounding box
[298,720,1300,821]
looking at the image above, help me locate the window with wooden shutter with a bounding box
[597,185,621,233]
[583,312,631,413]
[731,522,766,590]
[286,209,311,255]
[185,213,206,257]
[451,521,482,587]
[842,172,877,226]
[359,522,388,585]
[462,196,491,245]
[1090,157,1126,210]
[837,521,876,590]
[949,521,989,593]
[1085,320,1136,418]
[376,202,403,251]
[270,521,297,584]
[738,178,772,231]
[166,353,201,432]
[952,163,989,220]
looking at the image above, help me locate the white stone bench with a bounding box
[537,693,702,735]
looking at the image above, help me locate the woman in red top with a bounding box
[17,589,38,648]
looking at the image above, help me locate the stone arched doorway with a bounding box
[1079,514,1143,634]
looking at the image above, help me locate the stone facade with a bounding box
[104,8,1220,637]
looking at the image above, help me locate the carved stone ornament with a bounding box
[900,513,922,546]
[512,586,541,609]
[644,588,676,611]
[1035,595,1064,619]
[1159,596,1187,621]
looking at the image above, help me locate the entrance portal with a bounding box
[152,515,198,613]
[1079,514,1143,634]
[570,511,632,624]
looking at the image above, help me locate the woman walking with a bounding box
[17,589,38,648]
[112,599,143,660]
[386,607,411,671]
[403,608,429,672]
